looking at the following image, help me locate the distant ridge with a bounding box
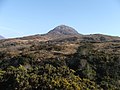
[0,35,5,39]
[1,25,120,43]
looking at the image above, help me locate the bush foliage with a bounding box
[0,42,120,90]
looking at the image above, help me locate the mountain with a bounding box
[0,35,5,39]
[19,25,81,41]
[26,25,120,42]
[44,25,81,40]
[47,25,80,35]
[1,25,120,43]
[0,25,120,90]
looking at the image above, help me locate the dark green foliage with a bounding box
[0,42,120,90]
[67,43,120,90]
[0,64,100,90]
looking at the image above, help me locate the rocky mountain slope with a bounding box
[47,25,80,36]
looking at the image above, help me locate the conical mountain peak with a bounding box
[47,25,80,35]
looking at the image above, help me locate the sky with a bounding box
[0,0,120,38]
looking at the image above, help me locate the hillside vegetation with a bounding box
[0,25,120,90]
[0,38,120,90]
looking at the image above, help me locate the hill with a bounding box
[8,25,119,43]
[48,25,79,35]
[0,25,120,90]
